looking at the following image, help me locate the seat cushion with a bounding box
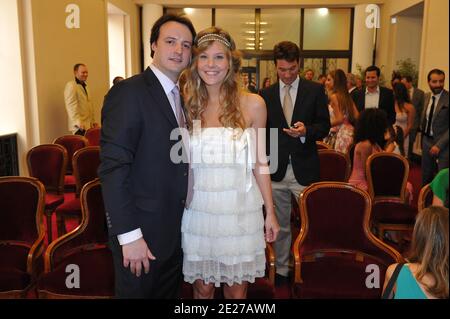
[64,175,76,186]
[372,202,417,224]
[292,256,386,299]
[37,248,114,297]
[55,198,81,215]
[0,267,31,292]
[45,194,64,210]
[0,245,29,272]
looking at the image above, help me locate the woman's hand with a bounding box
[264,207,280,243]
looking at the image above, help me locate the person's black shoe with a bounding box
[275,273,289,287]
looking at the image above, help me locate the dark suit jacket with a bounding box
[260,79,330,186]
[98,67,188,261]
[354,86,396,124]
[420,89,449,151]
[411,87,425,130]
[349,87,359,106]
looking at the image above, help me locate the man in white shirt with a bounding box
[354,65,395,124]
[64,63,97,135]
[98,14,195,298]
[260,41,329,285]
[420,69,449,185]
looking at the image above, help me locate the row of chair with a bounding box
[27,140,100,242]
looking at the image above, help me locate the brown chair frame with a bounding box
[0,177,46,298]
[293,182,404,284]
[366,152,414,239]
[316,141,331,150]
[39,179,112,299]
[417,183,433,212]
[366,151,410,203]
[53,135,88,174]
[26,144,68,242]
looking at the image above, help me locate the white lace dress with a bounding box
[181,127,266,287]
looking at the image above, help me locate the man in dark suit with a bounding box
[353,65,396,124]
[260,41,330,284]
[420,69,449,185]
[347,72,359,105]
[98,14,196,298]
[401,75,425,158]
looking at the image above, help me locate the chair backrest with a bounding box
[366,152,409,202]
[85,127,101,146]
[73,146,100,196]
[0,176,45,244]
[316,141,331,150]
[53,135,88,173]
[318,149,351,182]
[418,183,433,212]
[27,144,67,194]
[45,179,108,271]
[295,182,402,265]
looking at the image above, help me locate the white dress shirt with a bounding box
[365,86,380,109]
[425,90,443,137]
[117,63,179,246]
[279,77,305,143]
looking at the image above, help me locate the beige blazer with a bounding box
[64,80,95,133]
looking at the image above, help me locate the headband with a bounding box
[196,33,231,48]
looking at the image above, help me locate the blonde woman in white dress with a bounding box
[182,27,279,299]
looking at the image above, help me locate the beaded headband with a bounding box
[196,33,231,48]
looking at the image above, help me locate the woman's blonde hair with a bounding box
[183,26,246,131]
[328,69,358,125]
[408,205,449,298]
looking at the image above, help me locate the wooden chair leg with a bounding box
[56,215,66,238]
[45,210,52,243]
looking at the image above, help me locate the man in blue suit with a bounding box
[98,14,195,298]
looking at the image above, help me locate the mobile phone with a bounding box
[290,124,298,129]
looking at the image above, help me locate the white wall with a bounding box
[394,15,422,67]
[0,0,29,175]
[108,14,126,87]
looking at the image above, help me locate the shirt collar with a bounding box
[150,64,177,95]
[433,90,444,99]
[279,76,299,91]
[365,85,380,95]
[75,77,86,86]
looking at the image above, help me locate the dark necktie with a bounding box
[425,96,435,137]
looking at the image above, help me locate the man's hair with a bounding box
[113,76,124,85]
[318,74,327,79]
[73,63,86,72]
[150,14,196,58]
[347,73,356,86]
[273,41,299,64]
[365,65,381,77]
[305,69,314,74]
[427,68,445,82]
[402,75,413,83]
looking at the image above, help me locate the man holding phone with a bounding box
[259,41,330,285]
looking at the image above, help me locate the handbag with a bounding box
[323,131,337,149]
[381,263,404,299]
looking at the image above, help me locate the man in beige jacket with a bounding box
[64,63,97,135]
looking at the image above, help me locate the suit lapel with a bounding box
[434,90,448,117]
[143,67,178,128]
[292,79,306,121]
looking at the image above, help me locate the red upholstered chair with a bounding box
[55,146,100,237]
[316,141,331,150]
[181,244,276,299]
[27,144,67,243]
[318,149,351,182]
[366,152,417,240]
[53,135,88,191]
[417,184,433,212]
[292,182,403,299]
[37,179,114,298]
[0,177,46,298]
[84,127,101,146]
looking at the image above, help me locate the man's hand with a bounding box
[429,145,440,157]
[122,238,155,277]
[282,121,306,138]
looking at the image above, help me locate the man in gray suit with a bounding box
[420,69,449,185]
[401,75,425,158]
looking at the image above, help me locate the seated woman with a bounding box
[382,206,449,299]
[348,109,387,191]
[384,125,414,204]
